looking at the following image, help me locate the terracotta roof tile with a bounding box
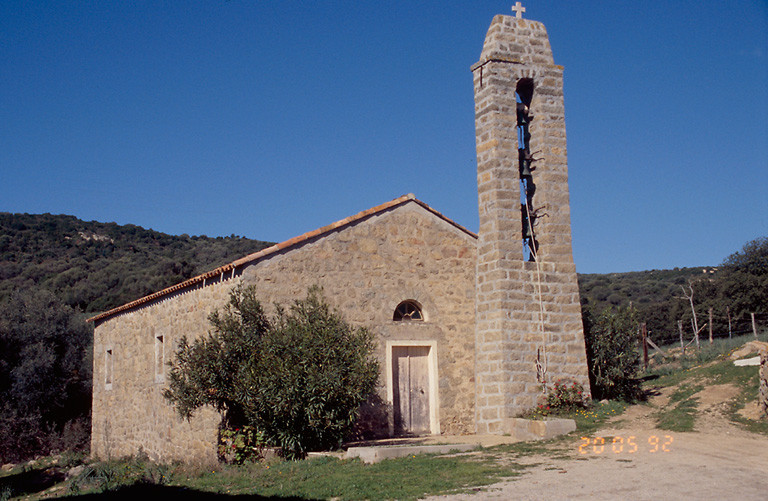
[87,194,476,324]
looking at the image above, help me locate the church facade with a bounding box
[90,10,590,462]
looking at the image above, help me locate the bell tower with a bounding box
[472,6,590,434]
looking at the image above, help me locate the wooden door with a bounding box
[392,346,430,435]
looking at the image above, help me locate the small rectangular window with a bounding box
[105,349,113,390]
[155,335,165,383]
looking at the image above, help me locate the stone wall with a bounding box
[239,202,477,437]
[91,200,477,462]
[471,15,590,434]
[91,275,233,462]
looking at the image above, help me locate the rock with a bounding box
[734,356,761,367]
[1,463,15,472]
[67,465,86,479]
[729,341,768,360]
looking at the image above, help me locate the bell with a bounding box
[522,220,534,238]
[520,160,532,177]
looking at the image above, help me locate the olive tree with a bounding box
[164,286,379,459]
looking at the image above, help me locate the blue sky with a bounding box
[1,1,766,274]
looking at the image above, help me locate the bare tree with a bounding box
[680,282,706,349]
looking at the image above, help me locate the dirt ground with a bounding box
[429,384,768,501]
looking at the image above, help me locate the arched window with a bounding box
[393,300,423,321]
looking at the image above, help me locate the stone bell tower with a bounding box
[472,5,590,434]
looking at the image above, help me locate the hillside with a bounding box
[0,213,273,313]
[578,267,714,343]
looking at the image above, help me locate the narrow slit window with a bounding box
[105,349,113,389]
[155,335,165,383]
[393,301,423,321]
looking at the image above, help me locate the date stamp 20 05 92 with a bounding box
[579,435,674,455]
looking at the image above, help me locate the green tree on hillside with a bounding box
[578,267,707,345]
[723,237,768,276]
[717,236,768,317]
[0,290,92,462]
[0,212,273,314]
[681,236,768,339]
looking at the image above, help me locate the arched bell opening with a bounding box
[516,78,539,262]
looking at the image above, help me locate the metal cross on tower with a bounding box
[512,2,526,19]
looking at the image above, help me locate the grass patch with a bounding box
[650,356,765,433]
[647,333,767,383]
[708,361,768,436]
[729,402,768,435]
[489,439,564,457]
[174,453,526,500]
[571,400,627,435]
[59,451,532,500]
[643,334,768,434]
[656,384,701,432]
[667,383,703,403]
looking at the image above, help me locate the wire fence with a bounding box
[644,311,767,351]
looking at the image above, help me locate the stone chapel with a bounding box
[89,8,590,462]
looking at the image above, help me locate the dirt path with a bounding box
[430,385,768,500]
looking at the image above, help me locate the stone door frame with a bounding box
[385,340,439,436]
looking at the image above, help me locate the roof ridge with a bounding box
[87,194,475,324]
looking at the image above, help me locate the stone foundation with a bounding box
[504,418,576,441]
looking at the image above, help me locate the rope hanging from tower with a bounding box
[516,86,549,386]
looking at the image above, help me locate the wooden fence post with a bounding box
[709,308,713,344]
[641,322,648,369]
[753,313,759,339]
[691,318,700,349]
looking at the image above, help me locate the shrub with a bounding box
[546,380,588,411]
[164,286,379,460]
[218,426,267,464]
[521,380,589,419]
[582,305,643,401]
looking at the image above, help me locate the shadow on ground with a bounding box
[0,470,311,500]
[0,467,65,498]
[66,484,310,499]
